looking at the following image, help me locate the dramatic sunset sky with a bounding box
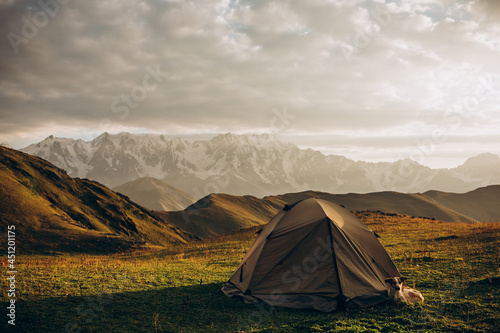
[1,0,499,168]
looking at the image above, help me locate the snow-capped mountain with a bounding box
[21,132,500,198]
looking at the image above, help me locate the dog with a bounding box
[385,276,424,303]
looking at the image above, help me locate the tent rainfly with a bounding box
[221,198,401,312]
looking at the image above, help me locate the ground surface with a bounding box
[1,212,499,332]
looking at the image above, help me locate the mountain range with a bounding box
[21,132,500,198]
[0,146,196,253]
[2,143,500,253]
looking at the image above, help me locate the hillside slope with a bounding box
[161,186,500,238]
[114,177,195,211]
[274,191,478,223]
[0,146,196,253]
[424,185,500,222]
[160,193,286,237]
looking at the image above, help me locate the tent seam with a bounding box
[327,217,345,309]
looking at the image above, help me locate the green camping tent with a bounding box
[222,198,401,312]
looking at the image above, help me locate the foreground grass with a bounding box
[1,213,499,332]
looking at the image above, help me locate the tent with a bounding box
[221,198,401,312]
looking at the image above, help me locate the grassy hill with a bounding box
[1,212,498,332]
[160,193,285,237]
[114,177,196,211]
[0,146,196,253]
[274,191,478,223]
[161,186,500,238]
[424,185,500,222]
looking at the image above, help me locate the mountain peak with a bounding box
[92,132,114,145]
[40,134,57,141]
[0,142,12,149]
[210,132,283,147]
[462,153,500,167]
[469,152,499,160]
[34,135,76,148]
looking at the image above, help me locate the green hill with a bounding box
[274,191,478,223]
[424,185,500,222]
[160,193,285,237]
[0,146,196,253]
[160,186,500,238]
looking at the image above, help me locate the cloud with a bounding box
[468,0,500,19]
[0,0,499,166]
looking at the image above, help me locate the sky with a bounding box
[1,0,500,168]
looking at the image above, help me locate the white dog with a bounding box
[385,277,424,303]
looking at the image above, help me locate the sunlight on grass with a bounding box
[1,213,499,332]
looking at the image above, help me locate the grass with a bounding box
[1,212,499,332]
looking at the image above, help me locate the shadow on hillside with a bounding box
[19,231,148,255]
[2,282,401,333]
[2,283,287,333]
[7,279,496,333]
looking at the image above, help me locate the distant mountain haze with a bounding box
[113,177,196,211]
[21,132,500,199]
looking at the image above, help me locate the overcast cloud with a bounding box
[1,0,500,167]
